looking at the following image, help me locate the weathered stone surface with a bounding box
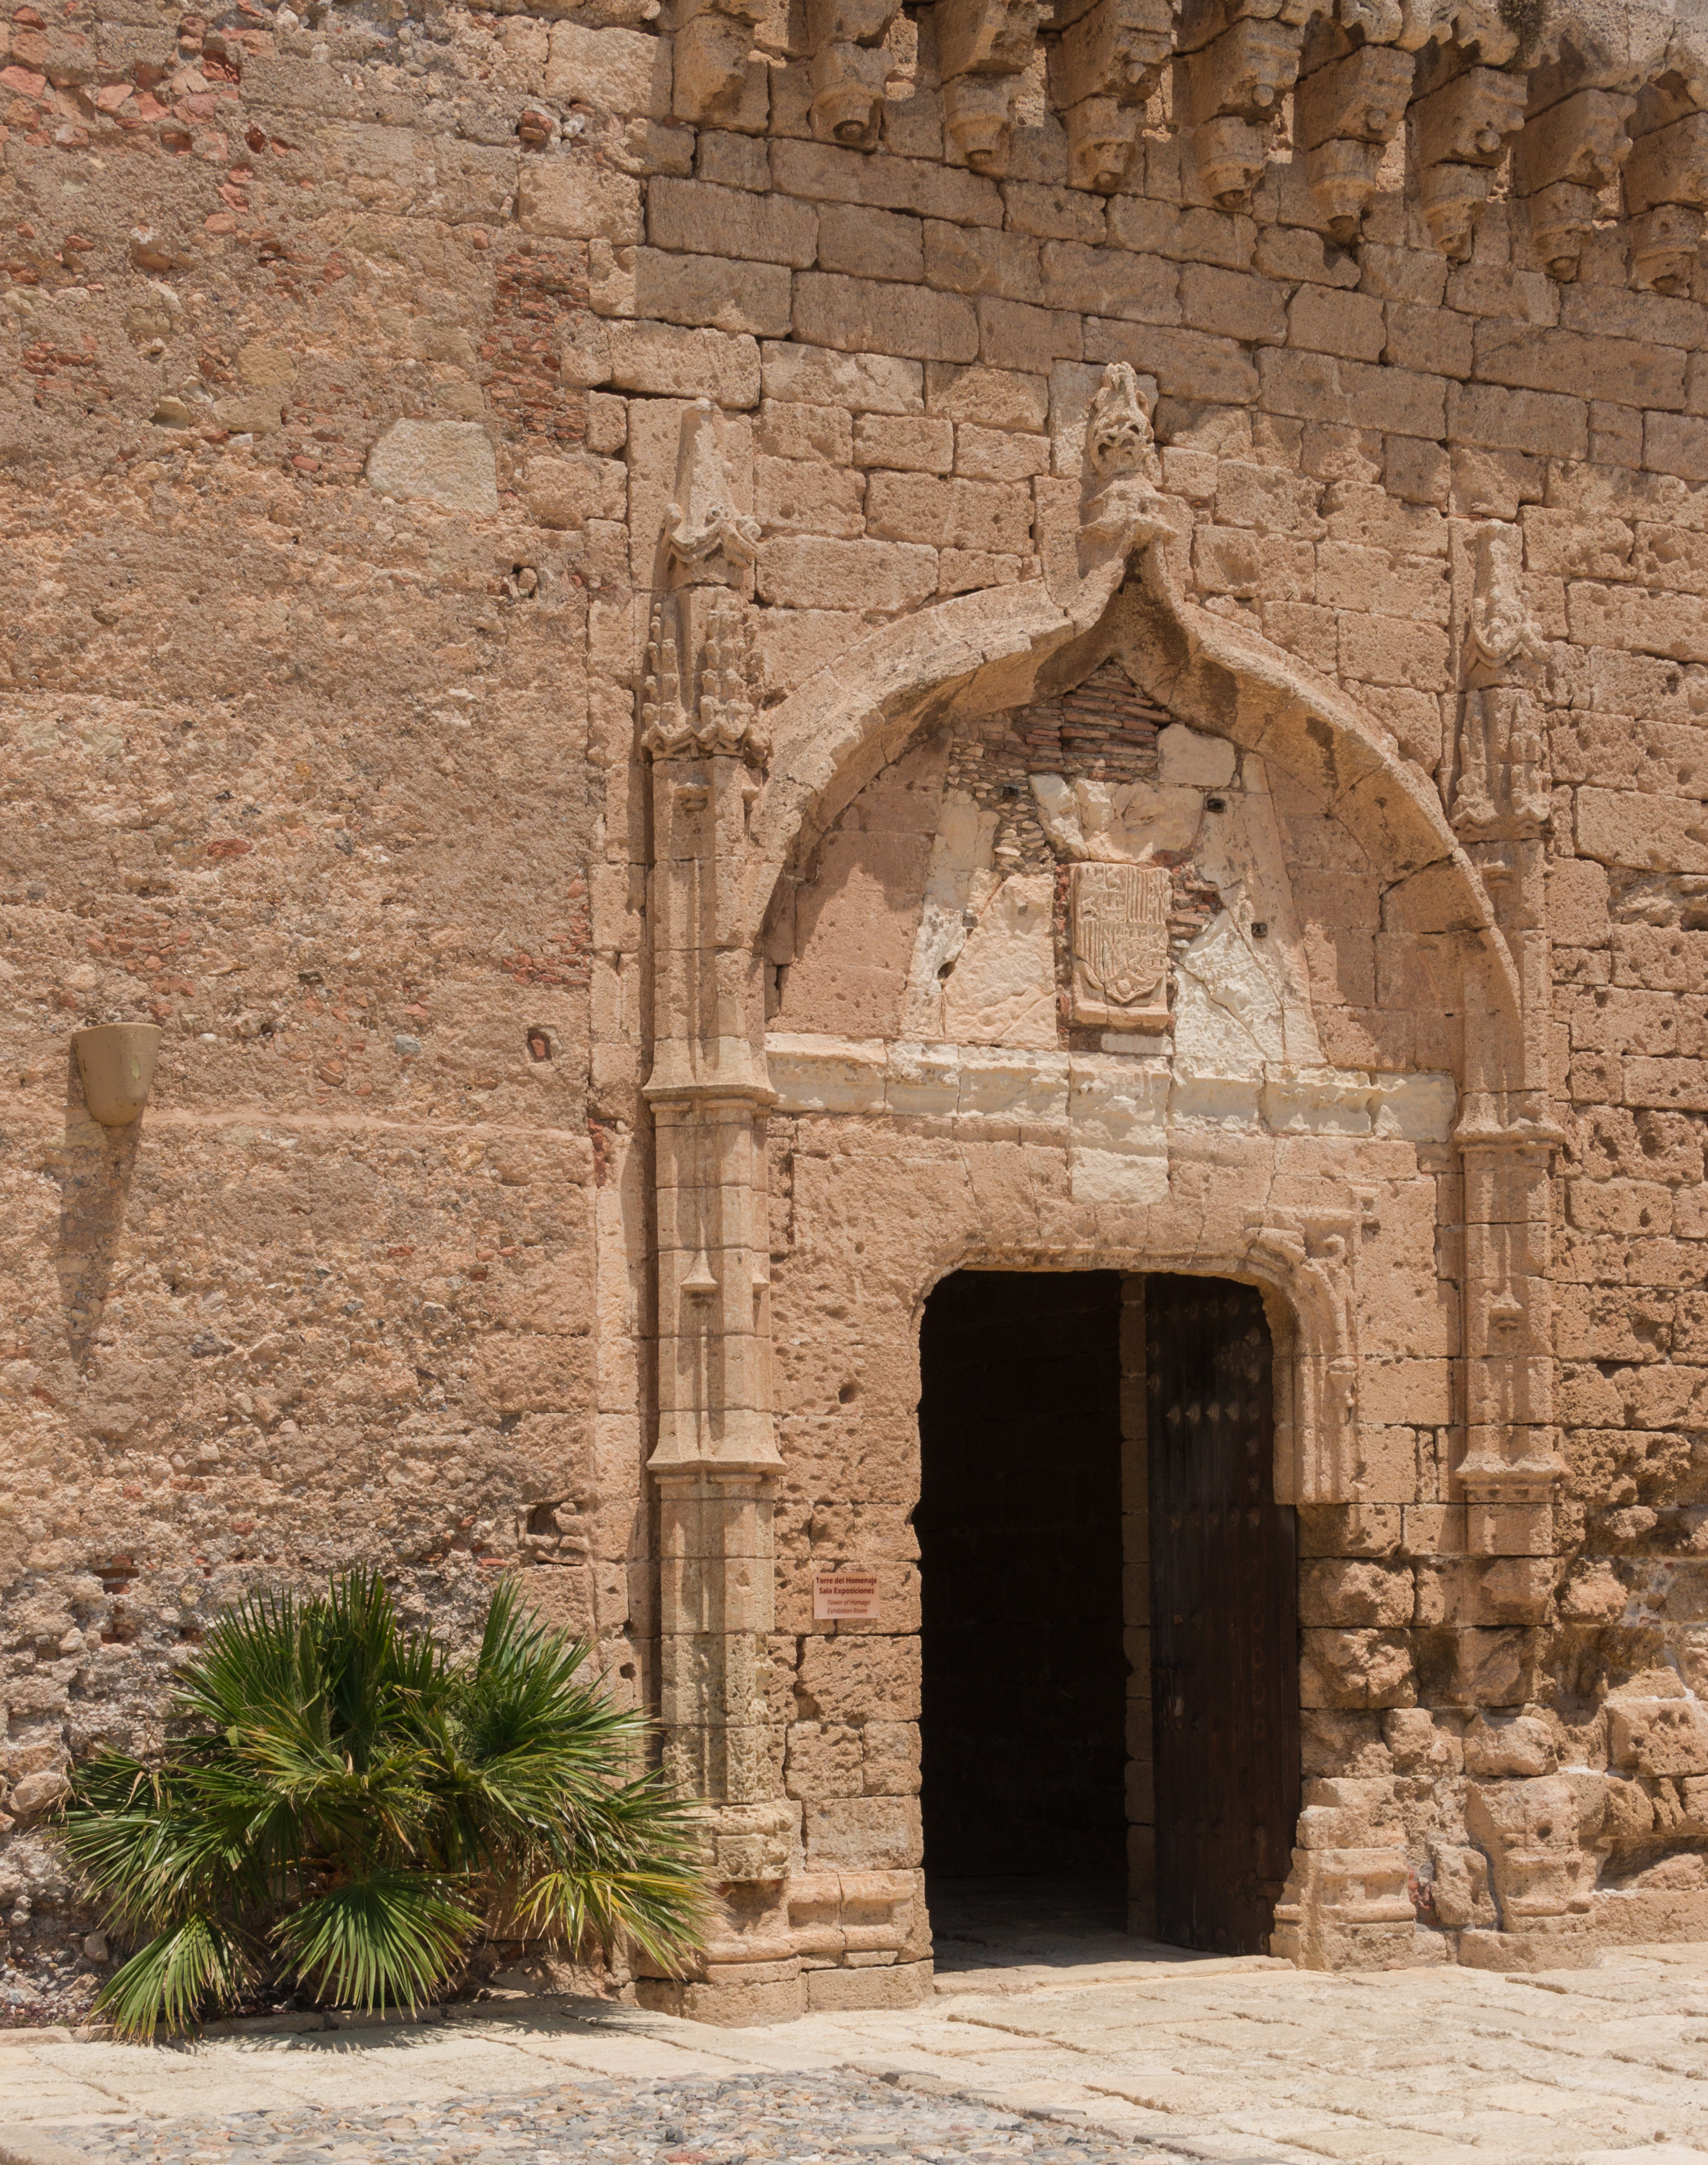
[649,178,820,267]
[516,154,644,241]
[366,420,500,515]
[544,22,673,116]
[12,0,1708,2030]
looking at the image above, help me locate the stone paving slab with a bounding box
[0,2072,1183,2165]
[3,1943,1708,2163]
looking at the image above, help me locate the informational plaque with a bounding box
[813,1570,880,1621]
[1069,861,1173,1029]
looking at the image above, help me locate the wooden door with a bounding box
[1146,1276,1299,1955]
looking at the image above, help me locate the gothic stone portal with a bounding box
[917,1269,1299,1958]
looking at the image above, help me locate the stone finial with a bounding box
[1069,362,1172,576]
[1464,520,1533,683]
[1083,362,1155,481]
[661,400,760,596]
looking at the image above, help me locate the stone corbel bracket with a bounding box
[1049,0,1176,194]
[1296,27,1414,243]
[1625,70,1708,294]
[1180,0,1312,212]
[806,0,903,146]
[672,0,770,127]
[939,0,1045,173]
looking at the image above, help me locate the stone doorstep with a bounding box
[933,1954,1295,1998]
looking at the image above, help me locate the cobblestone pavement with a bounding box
[7,1900,1708,2165]
[8,2072,1176,2165]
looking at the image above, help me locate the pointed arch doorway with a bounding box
[915,1268,1300,1959]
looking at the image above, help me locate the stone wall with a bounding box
[7,0,1708,2017]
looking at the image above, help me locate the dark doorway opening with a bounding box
[914,1267,1299,1972]
[915,1270,1127,1884]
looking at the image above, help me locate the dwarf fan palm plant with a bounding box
[55,1570,707,2038]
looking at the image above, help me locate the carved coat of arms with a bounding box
[1070,862,1171,1029]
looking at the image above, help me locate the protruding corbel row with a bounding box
[1142,0,1708,289]
[669,0,1708,293]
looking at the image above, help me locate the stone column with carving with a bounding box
[1446,521,1565,1584]
[637,402,800,2021]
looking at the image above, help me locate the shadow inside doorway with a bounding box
[927,1876,1258,1993]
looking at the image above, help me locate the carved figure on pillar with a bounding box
[639,403,797,2010]
[1449,521,1550,844]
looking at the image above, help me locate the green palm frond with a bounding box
[51,1568,708,2034]
[168,1589,317,1735]
[92,1912,258,2039]
[60,1772,278,1934]
[271,1870,480,2011]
